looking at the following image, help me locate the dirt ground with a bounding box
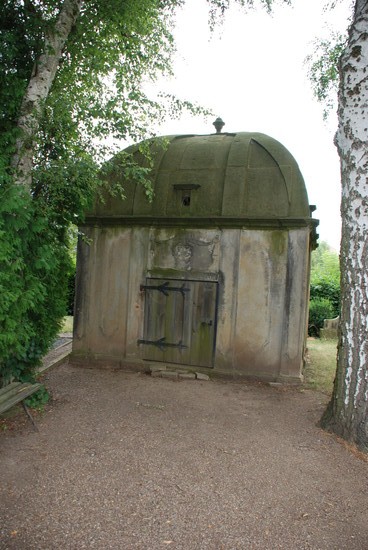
[0,362,367,550]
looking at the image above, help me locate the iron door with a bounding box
[139,278,218,367]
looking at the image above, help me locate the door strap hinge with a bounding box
[140,281,190,297]
[137,337,188,351]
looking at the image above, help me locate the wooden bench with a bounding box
[0,381,42,430]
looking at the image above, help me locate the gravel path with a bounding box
[0,363,367,549]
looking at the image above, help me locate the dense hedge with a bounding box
[310,278,340,314]
[308,297,336,337]
[0,186,73,385]
[308,244,340,337]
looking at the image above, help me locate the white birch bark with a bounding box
[322,0,368,451]
[12,0,84,187]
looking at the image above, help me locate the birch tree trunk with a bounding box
[321,0,368,452]
[12,0,84,187]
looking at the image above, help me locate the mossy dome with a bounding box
[92,131,313,223]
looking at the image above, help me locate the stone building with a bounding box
[73,123,318,382]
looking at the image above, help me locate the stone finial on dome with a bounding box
[213,117,225,134]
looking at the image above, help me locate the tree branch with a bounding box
[12,0,85,187]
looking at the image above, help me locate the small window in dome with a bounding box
[173,183,199,209]
[182,192,191,207]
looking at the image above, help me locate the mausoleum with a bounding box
[72,121,318,382]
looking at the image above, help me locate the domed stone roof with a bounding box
[90,132,313,226]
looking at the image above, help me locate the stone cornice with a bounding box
[82,215,319,230]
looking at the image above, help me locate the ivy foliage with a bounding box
[0,185,75,384]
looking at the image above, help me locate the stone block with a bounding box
[320,328,338,340]
[151,370,163,378]
[196,373,210,381]
[161,371,178,379]
[150,365,166,372]
[178,373,196,380]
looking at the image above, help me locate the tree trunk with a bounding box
[12,0,84,187]
[321,0,368,452]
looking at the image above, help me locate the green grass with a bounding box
[305,337,338,395]
[61,316,73,333]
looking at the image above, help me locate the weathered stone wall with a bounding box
[216,228,309,381]
[73,225,310,381]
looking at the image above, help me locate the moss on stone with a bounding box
[91,132,312,222]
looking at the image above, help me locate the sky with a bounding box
[143,0,353,251]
